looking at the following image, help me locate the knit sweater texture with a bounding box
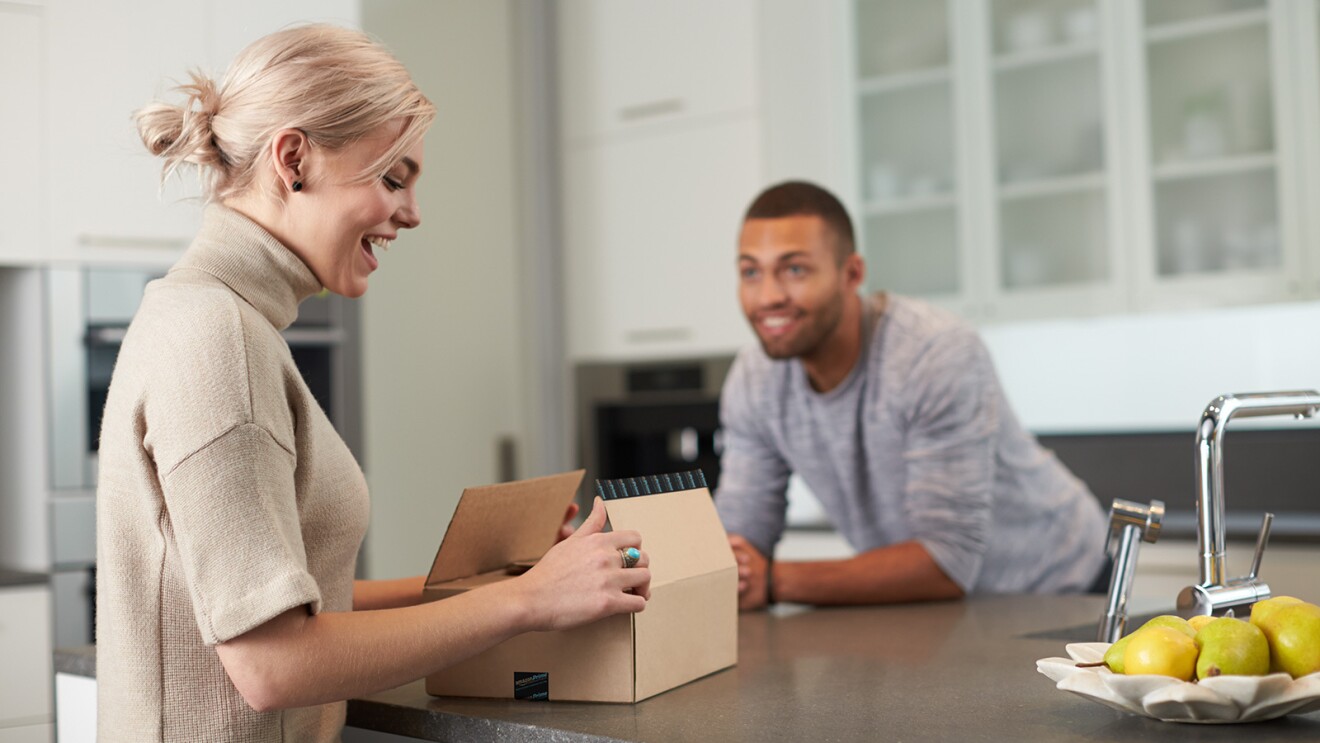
[96,205,369,741]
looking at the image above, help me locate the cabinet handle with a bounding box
[617,98,685,122]
[625,327,692,344]
[79,234,188,250]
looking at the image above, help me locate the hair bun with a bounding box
[135,70,227,176]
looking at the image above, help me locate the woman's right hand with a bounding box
[514,497,651,632]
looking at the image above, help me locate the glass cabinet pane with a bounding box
[853,0,961,298]
[990,0,1111,292]
[856,0,949,78]
[1143,0,1278,279]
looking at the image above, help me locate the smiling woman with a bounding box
[95,23,653,743]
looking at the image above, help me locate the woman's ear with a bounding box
[270,128,309,195]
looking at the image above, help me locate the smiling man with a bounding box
[715,181,1109,609]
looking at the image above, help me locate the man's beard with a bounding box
[755,291,845,360]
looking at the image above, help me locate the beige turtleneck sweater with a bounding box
[96,205,370,742]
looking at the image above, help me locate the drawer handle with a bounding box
[78,234,188,250]
[625,327,692,344]
[618,98,685,122]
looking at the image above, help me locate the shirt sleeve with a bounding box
[713,355,792,559]
[897,329,999,592]
[161,422,322,645]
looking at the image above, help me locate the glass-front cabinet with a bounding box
[851,0,967,314]
[847,0,1315,321]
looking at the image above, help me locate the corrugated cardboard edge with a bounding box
[424,469,583,586]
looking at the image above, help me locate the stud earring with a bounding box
[292,181,303,192]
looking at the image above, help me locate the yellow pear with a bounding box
[1124,626,1199,680]
[1257,603,1320,678]
[1195,617,1269,678]
[1102,615,1196,674]
[1250,596,1304,630]
[1188,615,1215,633]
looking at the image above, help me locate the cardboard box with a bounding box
[422,469,737,702]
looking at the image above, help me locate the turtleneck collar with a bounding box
[170,204,323,330]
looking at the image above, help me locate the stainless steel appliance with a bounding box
[575,357,731,507]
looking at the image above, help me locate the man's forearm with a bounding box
[772,540,964,605]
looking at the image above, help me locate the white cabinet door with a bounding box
[558,0,758,143]
[44,0,208,265]
[0,6,44,265]
[206,0,359,71]
[563,116,760,361]
[0,586,53,727]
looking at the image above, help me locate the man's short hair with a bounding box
[742,180,856,260]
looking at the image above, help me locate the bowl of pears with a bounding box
[1037,596,1320,723]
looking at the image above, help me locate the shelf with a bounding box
[1145,7,1268,46]
[998,171,1106,202]
[993,41,1099,74]
[857,66,950,96]
[861,192,956,217]
[1152,152,1275,183]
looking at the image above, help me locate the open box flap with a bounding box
[425,470,584,587]
[604,484,735,588]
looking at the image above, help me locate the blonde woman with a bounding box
[96,24,650,742]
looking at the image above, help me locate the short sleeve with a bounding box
[162,422,322,644]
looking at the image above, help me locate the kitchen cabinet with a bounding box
[41,0,358,267]
[563,117,759,360]
[557,0,758,144]
[558,0,761,360]
[0,585,53,738]
[0,3,44,265]
[844,0,1317,321]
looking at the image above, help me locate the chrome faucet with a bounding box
[1176,390,1320,616]
[1098,498,1164,643]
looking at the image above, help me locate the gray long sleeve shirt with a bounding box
[714,294,1108,594]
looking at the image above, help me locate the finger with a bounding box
[563,502,580,523]
[572,496,607,538]
[594,529,643,550]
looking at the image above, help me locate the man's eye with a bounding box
[740,267,760,281]
[785,265,807,277]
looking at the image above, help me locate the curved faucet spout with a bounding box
[1191,390,1320,601]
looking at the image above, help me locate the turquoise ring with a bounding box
[620,547,641,569]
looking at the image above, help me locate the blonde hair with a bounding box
[135,23,435,202]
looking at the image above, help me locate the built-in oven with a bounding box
[44,266,362,647]
[575,356,831,529]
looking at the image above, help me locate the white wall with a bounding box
[359,0,529,579]
[0,269,50,571]
[981,300,1320,433]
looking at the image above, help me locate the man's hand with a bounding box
[728,534,770,611]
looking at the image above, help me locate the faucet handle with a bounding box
[1248,512,1274,581]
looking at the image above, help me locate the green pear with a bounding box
[1250,596,1304,630]
[1103,633,1132,673]
[1257,602,1320,678]
[1194,617,1269,678]
[1188,615,1215,633]
[1124,626,1199,680]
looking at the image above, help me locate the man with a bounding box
[715,181,1108,609]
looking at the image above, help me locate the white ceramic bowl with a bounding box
[1036,642,1320,723]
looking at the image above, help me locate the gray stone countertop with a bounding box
[0,567,48,587]
[56,594,1320,741]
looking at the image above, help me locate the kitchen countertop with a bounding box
[0,567,48,587]
[56,594,1320,741]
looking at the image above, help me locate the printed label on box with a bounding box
[514,671,549,700]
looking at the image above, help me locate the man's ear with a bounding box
[843,252,865,290]
[270,128,310,195]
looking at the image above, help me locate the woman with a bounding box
[96,23,650,742]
